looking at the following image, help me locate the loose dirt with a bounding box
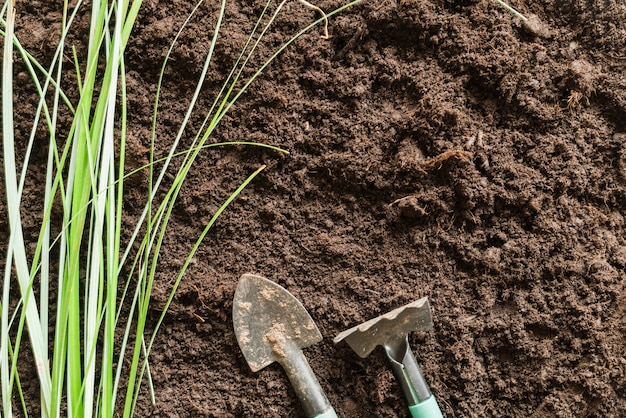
[5,0,626,417]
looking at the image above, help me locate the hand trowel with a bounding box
[233,274,337,418]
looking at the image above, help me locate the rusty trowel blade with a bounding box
[333,297,432,358]
[233,274,322,372]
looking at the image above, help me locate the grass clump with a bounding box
[0,0,364,416]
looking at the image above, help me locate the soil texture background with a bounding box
[4,0,626,417]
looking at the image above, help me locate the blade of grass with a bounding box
[2,1,53,415]
[1,6,13,403]
[494,0,528,21]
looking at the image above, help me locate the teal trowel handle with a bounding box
[408,394,443,418]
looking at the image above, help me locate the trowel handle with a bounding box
[280,345,337,418]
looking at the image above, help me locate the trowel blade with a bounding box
[333,297,432,358]
[233,274,322,372]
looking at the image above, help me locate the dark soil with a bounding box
[5,0,626,417]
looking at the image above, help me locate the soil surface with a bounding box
[5,0,626,417]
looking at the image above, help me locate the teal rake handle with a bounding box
[313,409,338,418]
[408,395,443,418]
[385,338,444,418]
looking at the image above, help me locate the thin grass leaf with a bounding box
[2,1,53,414]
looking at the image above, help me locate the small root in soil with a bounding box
[566,90,589,112]
[291,0,329,39]
[419,149,474,171]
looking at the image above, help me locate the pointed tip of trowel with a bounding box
[334,297,433,358]
[233,274,323,372]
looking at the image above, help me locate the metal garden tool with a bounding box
[334,297,444,418]
[233,274,337,418]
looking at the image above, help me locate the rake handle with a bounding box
[385,338,443,418]
[408,395,444,418]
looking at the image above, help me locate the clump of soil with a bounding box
[5,0,626,417]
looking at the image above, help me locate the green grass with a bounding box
[1,0,364,417]
[494,0,528,21]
